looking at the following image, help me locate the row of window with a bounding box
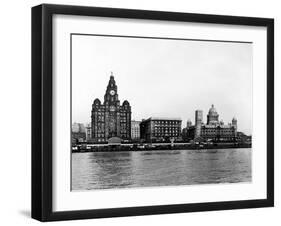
[202,134,236,138]
[95,134,105,138]
[154,128,180,132]
[93,108,131,113]
[93,113,129,117]
[151,135,180,139]
[120,112,129,116]
[201,132,235,136]
[153,125,180,129]
[152,121,180,125]
[93,124,130,128]
[93,118,130,123]
[152,132,180,136]
[202,129,235,132]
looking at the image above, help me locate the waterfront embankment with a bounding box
[72,142,251,153]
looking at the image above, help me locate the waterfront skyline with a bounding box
[72,35,252,135]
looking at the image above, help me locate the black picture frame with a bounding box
[32,3,274,222]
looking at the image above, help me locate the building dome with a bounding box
[232,117,237,121]
[122,100,130,106]
[93,98,101,105]
[207,104,219,125]
[208,104,218,115]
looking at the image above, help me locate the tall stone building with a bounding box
[131,120,141,141]
[91,74,131,143]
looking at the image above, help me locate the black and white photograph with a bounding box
[29,3,274,222]
[71,34,252,191]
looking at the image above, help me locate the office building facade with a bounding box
[131,120,141,141]
[140,117,182,142]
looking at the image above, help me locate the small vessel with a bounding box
[197,149,218,153]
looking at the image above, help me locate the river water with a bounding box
[71,148,251,190]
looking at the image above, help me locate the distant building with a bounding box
[72,122,85,133]
[85,123,92,142]
[91,73,131,143]
[182,119,192,139]
[186,119,192,128]
[195,110,203,138]
[237,131,251,143]
[72,122,86,144]
[183,104,237,142]
[131,120,141,141]
[140,117,182,142]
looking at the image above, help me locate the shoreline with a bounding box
[72,143,252,153]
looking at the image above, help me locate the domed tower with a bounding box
[122,100,130,107]
[93,98,101,107]
[207,104,219,125]
[91,98,103,142]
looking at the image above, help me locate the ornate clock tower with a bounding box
[104,74,120,138]
[91,73,131,143]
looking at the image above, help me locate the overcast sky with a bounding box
[72,35,252,135]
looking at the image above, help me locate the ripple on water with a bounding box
[72,148,252,190]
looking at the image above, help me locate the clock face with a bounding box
[110,90,115,95]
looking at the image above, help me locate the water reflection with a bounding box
[72,148,251,190]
